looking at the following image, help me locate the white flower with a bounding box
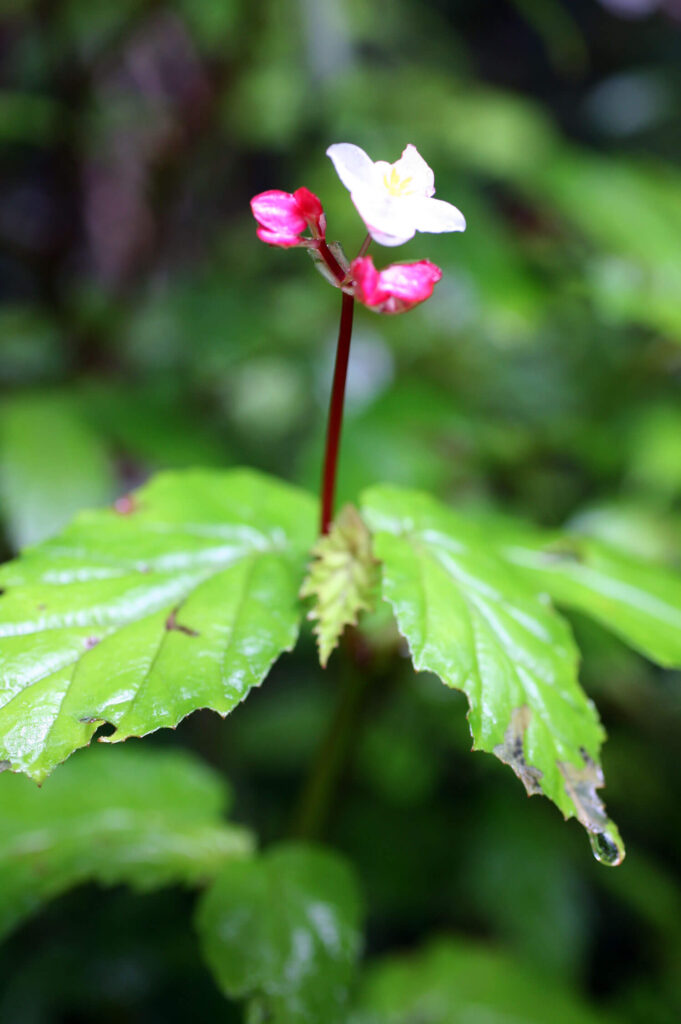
[327,142,466,247]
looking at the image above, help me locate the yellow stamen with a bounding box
[383,166,415,197]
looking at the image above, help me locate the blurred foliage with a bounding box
[352,937,615,1024]
[196,843,363,1023]
[0,0,680,1020]
[0,744,253,940]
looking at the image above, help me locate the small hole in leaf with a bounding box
[92,721,116,739]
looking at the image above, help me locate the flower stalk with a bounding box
[320,290,354,534]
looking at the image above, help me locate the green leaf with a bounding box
[361,485,624,865]
[0,468,316,782]
[300,504,379,667]
[0,743,253,942]
[627,404,681,500]
[353,938,620,1024]
[0,392,115,549]
[491,524,681,669]
[196,842,363,1024]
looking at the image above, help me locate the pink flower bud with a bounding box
[250,188,325,247]
[351,256,442,314]
[293,187,325,235]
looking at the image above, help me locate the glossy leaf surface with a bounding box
[196,842,363,1024]
[0,469,316,781]
[498,531,681,669]
[0,744,254,941]
[361,485,623,862]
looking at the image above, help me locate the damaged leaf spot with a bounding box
[539,540,585,565]
[558,748,625,866]
[0,760,10,773]
[494,705,543,796]
[114,494,138,515]
[165,607,200,637]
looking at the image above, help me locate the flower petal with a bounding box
[391,144,435,197]
[406,196,467,234]
[350,187,416,246]
[351,257,384,306]
[363,226,415,247]
[378,260,442,302]
[251,191,307,234]
[256,226,303,248]
[326,143,378,194]
[293,187,323,222]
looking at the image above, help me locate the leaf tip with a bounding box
[558,748,625,866]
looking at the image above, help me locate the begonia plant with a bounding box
[3,138,681,1020]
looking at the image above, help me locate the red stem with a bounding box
[320,290,355,533]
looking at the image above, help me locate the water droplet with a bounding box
[589,828,625,866]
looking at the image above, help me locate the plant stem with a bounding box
[291,645,366,840]
[356,232,372,260]
[320,290,355,534]
[315,239,348,285]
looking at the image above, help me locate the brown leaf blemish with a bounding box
[558,747,608,831]
[540,540,584,565]
[494,705,543,796]
[165,607,199,637]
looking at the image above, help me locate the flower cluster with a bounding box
[250,143,465,314]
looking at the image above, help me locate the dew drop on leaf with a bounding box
[589,829,625,867]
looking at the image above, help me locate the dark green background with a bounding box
[0,0,680,1020]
